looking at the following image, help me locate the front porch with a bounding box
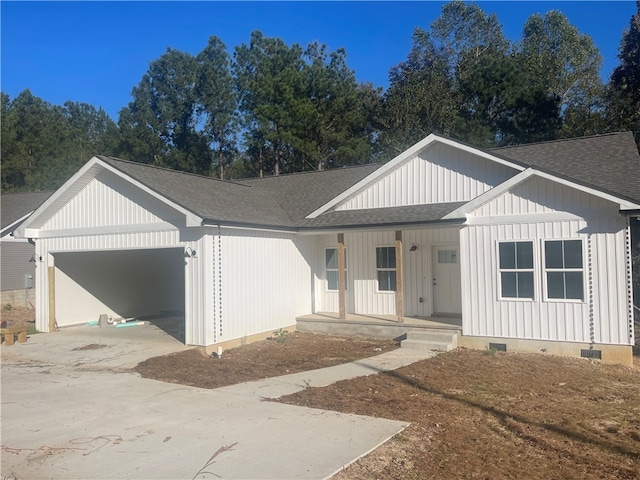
[296,312,461,342]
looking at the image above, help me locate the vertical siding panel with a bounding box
[337,144,514,210]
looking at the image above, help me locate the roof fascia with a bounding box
[443,168,640,220]
[16,157,203,238]
[98,161,202,227]
[15,156,105,237]
[531,169,640,210]
[297,218,465,235]
[306,134,526,219]
[1,212,34,237]
[443,169,535,219]
[201,219,298,233]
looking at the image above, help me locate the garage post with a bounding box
[48,257,56,332]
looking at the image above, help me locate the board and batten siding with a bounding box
[461,177,631,346]
[475,175,622,218]
[313,228,460,317]
[337,143,515,210]
[40,172,183,232]
[214,229,313,344]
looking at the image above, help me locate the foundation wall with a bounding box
[458,334,633,367]
[204,324,298,356]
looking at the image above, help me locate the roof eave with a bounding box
[297,217,465,235]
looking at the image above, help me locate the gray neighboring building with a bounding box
[1,191,52,306]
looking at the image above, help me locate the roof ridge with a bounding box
[239,162,383,181]
[98,156,252,188]
[1,190,54,196]
[492,132,630,150]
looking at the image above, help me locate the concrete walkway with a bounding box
[1,326,438,479]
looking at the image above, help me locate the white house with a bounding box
[16,132,640,365]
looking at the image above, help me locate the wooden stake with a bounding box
[395,231,404,323]
[48,264,56,332]
[338,233,346,320]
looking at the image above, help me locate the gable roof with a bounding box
[304,133,527,218]
[1,191,53,236]
[16,132,640,236]
[492,132,640,204]
[238,163,383,222]
[96,156,295,228]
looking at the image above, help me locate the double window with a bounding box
[325,248,347,291]
[376,246,397,291]
[498,239,584,301]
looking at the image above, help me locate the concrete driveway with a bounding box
[1,325,431,479]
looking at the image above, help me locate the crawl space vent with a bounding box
[488,343,507,352]
[580,349,602,360]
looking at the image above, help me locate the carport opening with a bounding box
[54,248,186,342]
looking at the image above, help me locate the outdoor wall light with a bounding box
[184,247,197,258]
[29,254,43,262]
[409,244,418,252]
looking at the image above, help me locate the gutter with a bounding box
[200,217,466,235]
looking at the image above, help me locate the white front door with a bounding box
[432,245,462,315]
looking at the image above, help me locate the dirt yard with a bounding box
[280,349,640,479]
[5,305,640,478]
[134,331,399,389]
[0,305,36,333]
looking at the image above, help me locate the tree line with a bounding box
[2,1,639,193]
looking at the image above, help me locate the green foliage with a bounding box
[234,31,378,175]
[607,1,640,147]
[457,54,560,146]
[1,1,632,191]
[517,10,605,138]
[272,328,289,344]
[1,90,120,193]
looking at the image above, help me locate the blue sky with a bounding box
[2,1,636,121]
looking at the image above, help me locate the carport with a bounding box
[52,247,186,341]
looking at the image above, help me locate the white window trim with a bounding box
[541,238,586,304]
[497,240,536,302]
[376,245,397,293]
[325,247,347,292]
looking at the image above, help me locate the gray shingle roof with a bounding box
[1,191,53,232]
[299,202,467,229]
[491,132,640,203]
[238,164,383,222]
[94,132,640,232]
[98,156,295,227]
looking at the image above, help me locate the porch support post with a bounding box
[48,259,56,333]
[338,233,346,319]
[395,230,404,323]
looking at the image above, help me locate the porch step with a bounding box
[401,329,458,352]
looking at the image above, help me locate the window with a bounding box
[376,246,396,291]
[499,241,534,299]
[326,248,347,291]
[438,249,457,264]
[544,240,584,300]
